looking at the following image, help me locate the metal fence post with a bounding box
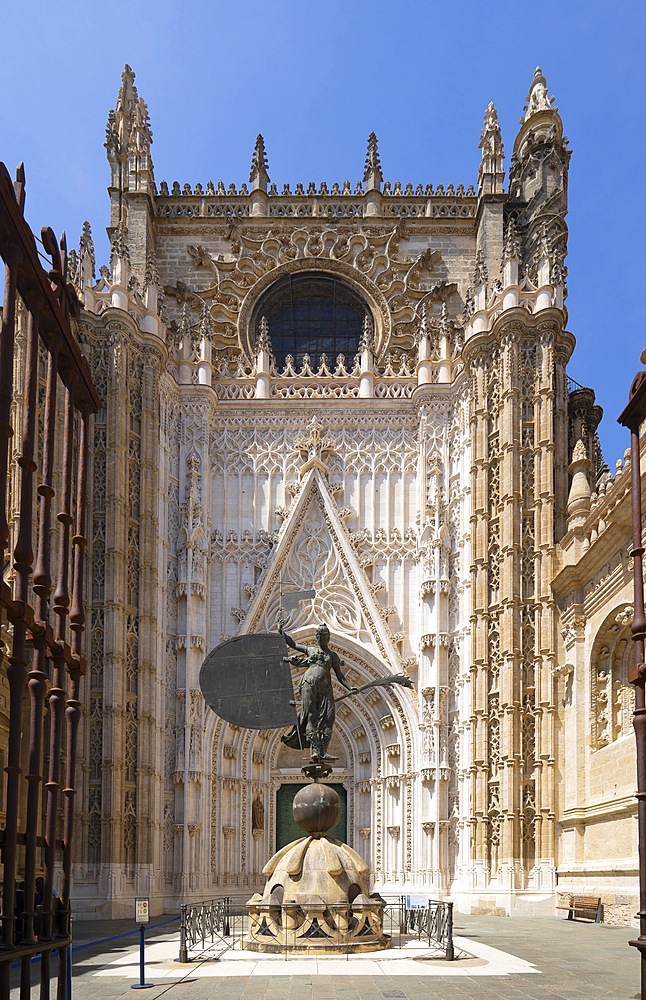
[445,901,454,961]
[178,904,189,963]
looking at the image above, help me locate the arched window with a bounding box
[253,272,368,370]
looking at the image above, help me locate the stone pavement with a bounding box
[12,912,640,999]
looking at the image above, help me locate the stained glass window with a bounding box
[254,272,367,370]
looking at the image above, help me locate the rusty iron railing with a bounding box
[619,372,646,1000]
[0,161,99,998]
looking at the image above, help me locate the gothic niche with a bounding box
[591,605,635,749]
[250,271,369,371]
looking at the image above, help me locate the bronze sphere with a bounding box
[293,782,341,835]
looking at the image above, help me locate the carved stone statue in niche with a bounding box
[252,795,264,830]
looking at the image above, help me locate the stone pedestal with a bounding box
[244,780,389,954]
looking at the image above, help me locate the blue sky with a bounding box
[1,0,644,463]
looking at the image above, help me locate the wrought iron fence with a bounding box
[179,897,233,962]
[178,894,455,962]
[567,375,585,394]
[403,898,455,960]
[0,161,99,999]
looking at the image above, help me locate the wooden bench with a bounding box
[556,895,603,923]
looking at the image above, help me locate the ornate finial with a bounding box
[358,313,374,354]
[250,134,270,189]
[174,302,191,352]
[143,251,162,313]
[502,218,522,264]
[439,302,450,339]
[522,66,556,122]
[144,251,160,289]
[105,109,119,156]
[110,222,130,269]
[199,301,212,342]
[187,300,211,358]
[417,302,428,341]
[78,220,95,284]
[294,417,336,478]
[478,102,504,195]
[472,249,488,287]
[537,221,552,262]
[363,132,383,190]
[479,103,503,156]
[462,286,475,325]
[257,315,271,354]
[128,95,153,155]
[118,64,136,107]
[107,64,139,154]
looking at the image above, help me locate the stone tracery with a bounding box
[67,64,590,921]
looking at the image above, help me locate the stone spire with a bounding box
[105,65,154,193]
[249,134,270,192]
[478,102,504,196]
[509,67,569,295]
[105,65,156,290]
[522,66,556,122]
[78,220,95,287]
[363,132,383,192]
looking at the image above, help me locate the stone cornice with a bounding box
[560,793,637,826]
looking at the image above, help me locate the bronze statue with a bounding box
[199,623,413,768]
[277,620,413,763]
[278,620,357,761]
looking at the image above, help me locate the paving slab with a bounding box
[9,911,641,999]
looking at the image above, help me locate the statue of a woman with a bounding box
[278,621,357,762]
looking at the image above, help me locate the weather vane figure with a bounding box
[199,617,413,771]
[278,619,357,762]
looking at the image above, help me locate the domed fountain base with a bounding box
[244,781,389,954]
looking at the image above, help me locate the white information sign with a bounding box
[135,897,150,924]
[406,894,430,909]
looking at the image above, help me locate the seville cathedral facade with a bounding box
[8,66,639,923]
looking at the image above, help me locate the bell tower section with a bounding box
[463,68,574,909]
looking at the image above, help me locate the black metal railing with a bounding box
[567,375,585,394]
[177,894,455,962]
[178,897,232,962]
[403,898,455,960]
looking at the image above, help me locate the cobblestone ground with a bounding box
[9,912,641,999]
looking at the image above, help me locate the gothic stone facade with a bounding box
[59,67,637,922]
